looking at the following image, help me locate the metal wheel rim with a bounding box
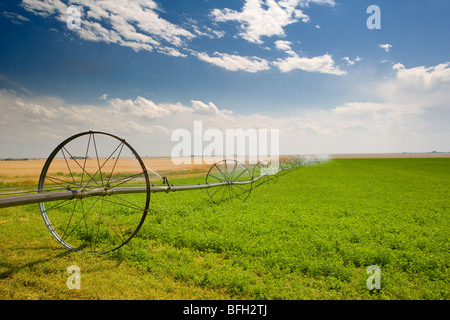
[252,160,279,184]
[205,159,252,204]
[38,131,150,254]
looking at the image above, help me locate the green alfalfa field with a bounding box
[0,158,449,299]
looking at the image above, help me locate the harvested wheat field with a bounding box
[0,156,287,188]
[0,154,447,187]
[0,158,208,187]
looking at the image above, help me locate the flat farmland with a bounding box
[0,156,288,188]
[0,157,449,300]
[0,158,214,189]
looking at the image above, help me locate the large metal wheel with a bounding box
[38,131,150,254]
[252,160,279,184]
[205,159,253,203]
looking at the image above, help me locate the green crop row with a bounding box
[101,158,449,299]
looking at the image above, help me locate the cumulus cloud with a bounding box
[274,39,296,56]
[342,56,361,66]
[191,100,234,116]
[274,40,292,51]
[379,62,450,109]
[392,62,450,89]
[21,0,67,17]
[194,51,271,73]
[274,53,346,75]
[273,41,345,74]
[20,0,205,57]
[211,0,314,44]
[1,59,450,158]
[379,43,392,52]
[19,0,339,74]
[0,90,235,148]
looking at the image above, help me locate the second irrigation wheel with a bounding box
[252,160,279,185]
[205,159,253,204]
[38,131,150,254]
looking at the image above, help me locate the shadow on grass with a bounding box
[0,244,88,280]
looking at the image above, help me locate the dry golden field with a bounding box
[1,153,446,187]
[0,158,210,186]
[0,156,286,187]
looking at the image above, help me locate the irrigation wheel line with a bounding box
[0,130,308,254]
[252,160,279,185]
[37,131,151,254]
[205,159,253,204]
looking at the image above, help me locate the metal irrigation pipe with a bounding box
[0,178,264,209]
[0,131,305,254]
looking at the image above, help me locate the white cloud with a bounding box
[274,40,292,51]
[2,59,450,159]
[211,0,312,44]
[379,62,450,109]
[393,62,450,88]
[332,101,424,118]
[379,43,392,52]
[299,0,336,7]
[194,51,270,73]
[193,49,344,74]
[21,0,67,17]
[0,91,248,157]
[21,0,197,56]
[342,56,361,66]
[274,53,346,75]
[274,40,296,56]
[19,0,342,75]
[0,73,34,95]
[185,18,226,39]
[191,100,233,116]
[2,11,31,24]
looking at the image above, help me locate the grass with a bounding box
[0,158,449,299]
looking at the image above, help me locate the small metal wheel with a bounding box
[38,131,150,254]
[205,159,253,203]
[277,161,292,176]
[252,160,279,184]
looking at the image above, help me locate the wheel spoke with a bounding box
[83,197,126,249]
[82,139,125,188]
[81,133,92,187]
[45,176,80,189]
[214,164,227,181]
[207,174,223,182]
[38,131,150,254]
[106,142,125,186]
[108,172,145,189]
[209,184,225,200]
[92,133,104,186]
[109,194,145,212]
[61,148,77,186]
[62,146,100,188]
[206,160,252,203]
[61,199,79,242]
[229,162,238,180]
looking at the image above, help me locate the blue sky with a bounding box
[0,0,449,158]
